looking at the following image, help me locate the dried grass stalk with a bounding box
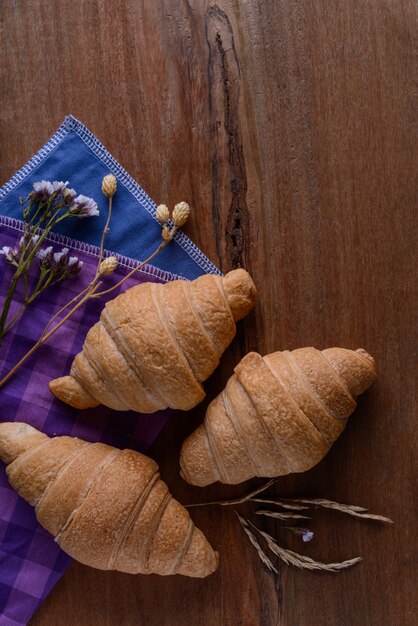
[269,498,393,524]
[256,510,311,521]
[185,478,277,508]
[247,520,362,573]
[252,499,310,511]
[236,512,278,574]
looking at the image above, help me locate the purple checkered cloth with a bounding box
[0,218,183,625]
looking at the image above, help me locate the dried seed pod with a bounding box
[172,202,190,228]
[102,174,117,198]
[156,204,170,225]
[98,256,118,276]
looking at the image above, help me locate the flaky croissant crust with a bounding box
[180,347,376,486]
[49,269,256,413]
[0,422,218,578]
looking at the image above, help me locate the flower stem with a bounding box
[0,274,20,339]
[39,283,92,339]
[2,271,57,336]
[96,196,113,276]
[91,229,176,299]
[0,282,102,389]
[39,196,114,337]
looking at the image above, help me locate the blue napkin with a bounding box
[0,115,220,278]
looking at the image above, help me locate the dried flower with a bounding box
[172,201,190,228]
[53,248,69,270]
[0,245,20,265]
[19,234,39,253]
[66,256,83,277]
[98,256,118,276]
[161,225,171,241]
[63,187,77,204]
[37,246,54,269]
[156,204,170,225]
[69,195,99,218]
[285,527,314,542]
[51,181,69,194]
[102,174,117,198]
[30,180,54,201]
[37,246,82,278]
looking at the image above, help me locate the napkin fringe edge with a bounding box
[0,115,223,278]
[0,215,183,285]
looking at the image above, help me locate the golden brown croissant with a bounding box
[49,269,256,412]
[180,347,376,486]
[0,422,218,577]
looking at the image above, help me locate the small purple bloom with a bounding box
[66,256,83,277]
[62,187,77,205]
[37,246,54,269]
[1,237,23,265]
[53,247,69,270]
[0,246,18,264]
[33,181,54,195]
[69,194,99,218]
[287,527,314,542]
[51,180,69,193]
[19,234,39,252]
[29,180,54,202]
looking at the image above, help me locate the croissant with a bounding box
[180,347,376,486]
[0,422,218,578]
[49,269,256,412]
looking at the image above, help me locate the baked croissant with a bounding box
[49,269,256,412]
[180,347,376,486]
[0,422,218,578]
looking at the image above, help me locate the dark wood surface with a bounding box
[1,1,417,624]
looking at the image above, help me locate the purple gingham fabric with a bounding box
[0,218,182,625]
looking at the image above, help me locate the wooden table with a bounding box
[1,1,416,624]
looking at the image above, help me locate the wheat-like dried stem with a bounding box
[268,498,393,524]
[256,510,311,521]
[251,499,310,510]
[247,520,362,573]
[184,478,277,508]
[235,512,278,574]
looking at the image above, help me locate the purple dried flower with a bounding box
[20,234,40,252]
[287,527,314,542]
[62,187,77,205]
[53,247,69,271]
[66,256,83,277]
[0,246,19,265]
[51,181,69,194]
[0,233,26,265]
[69,195,99,218]
[37,246,54,270]
[301,530,314,543]
[37,246,82,278]
[29,181,54,202]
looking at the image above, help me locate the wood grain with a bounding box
[1,0,417,624]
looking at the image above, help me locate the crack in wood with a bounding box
[206,4,250,271]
